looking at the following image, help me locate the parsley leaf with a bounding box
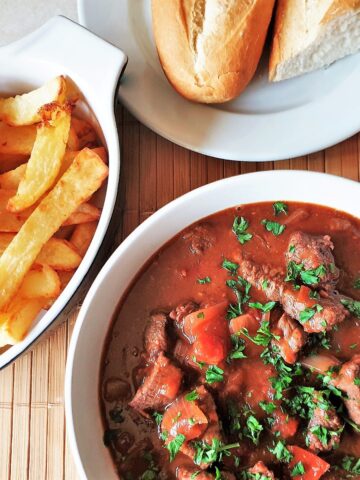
[205,365,224,384]
[153,411,163,426]
[185,390,199,402]
[354,278,360,289]
[244,415,263,445]
[300,265,327,285]
[228,335,247,362]
[248,301,277,313]
[299,304,323,323]
[197,276,211,284]
[226,276,251,318]
[241,320,279,347]
[193,438,240,465]
[166,434,185,461]
[259,401,276,414]
[273,202,288,216]
[261,219,286,236]
[269,440,293,463]
[341,456,360,475]
[222,258,239,276]
[341,298,360,318]
[289,244,296,254]
[291,461,305,477]
[232,217,253,244]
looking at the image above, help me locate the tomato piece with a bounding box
[160,362,183,400]
[271,411,299,439]
[229,313,259,335]
[288,445,330,480]
[161,396,208,441]
[296,286,316,308]
[183,302,230,364]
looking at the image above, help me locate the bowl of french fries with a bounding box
[0,16,127,368]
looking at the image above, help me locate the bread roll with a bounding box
[152,0,275,103]
[270,0,360,82]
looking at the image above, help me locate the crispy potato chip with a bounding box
[20,264,60,299]
[0,164,26,189]
[0,296,47,346]
[0,76,66,126]
[0,148,108,309]
[7,104,71,212]
[70,221,98,257]
[0,122,36,155]
[63,202,101,226]
[0,233,81,270]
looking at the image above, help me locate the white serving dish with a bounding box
[78,0,360,162]
[0,16,127,369]
[65,170,360,479]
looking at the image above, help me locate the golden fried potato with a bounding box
[0,164,26,189]
[7,104,71,212]
[0,76,66,126]
[0,153,28,173]
[70,221,98,257]
[20,265,61,299]
[0,148,108,310]
[0,122,36,155]
[0,233,81,270]
[67,125,80,151]
[63,202,101,226]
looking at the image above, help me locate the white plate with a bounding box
[66,170,360,479]
[78,0,360,162]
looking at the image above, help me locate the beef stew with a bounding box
[100,201,360,479]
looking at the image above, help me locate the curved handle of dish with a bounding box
[2,16,128,105]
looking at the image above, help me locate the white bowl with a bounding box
[0,16,127,369]
[65,170,360,479]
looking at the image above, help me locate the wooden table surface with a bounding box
[0,104,359,480]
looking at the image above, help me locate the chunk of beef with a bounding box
[129,353,182,413]
[282,288,348,333]
[271,313,307,364]
[239,259,284,301]
[183,224,215,255]
[332,354,360,425]
[239,257,348,333]
[248,461,275,479]
[170,301,199,328]
[306,396,343,452]
[286,232,339,288]
[144,312,168,362]
[174,340,202,372]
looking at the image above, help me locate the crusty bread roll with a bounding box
[270,0,360,82]
[152,0,275,103]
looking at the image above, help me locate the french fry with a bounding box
[0,76,66,126]
[0,122,36,155]
[67,125,79,151]
[70,221,98,257]
[20,264,61,299]
[0,148,108,310]
[0,164,26,189]
[7,104,71,212]
[0,233,82,271]
[0,297,47,346]
[63,202,101,226]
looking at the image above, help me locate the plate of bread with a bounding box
[78,0,360,161]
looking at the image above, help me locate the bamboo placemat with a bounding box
[0,105,359,480]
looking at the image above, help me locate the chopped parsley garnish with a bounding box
[141,451,159,479]
[308,332,331,351]
[289,244,296,254]
[232,217,253,244]
[166,433,186,461]
[285,261,327,286]
[244,415,263,445]
[197,312,205,319]
[205,365,224,384]
[192,356,205,369]
[192,438,240,465]
[153,411,163,425]
[242,320,279,347]
[341,298,360,318]
[308,425,340,448]
[273,201,288,216]
[291,461,305,477]
[197,276,211,284]
[261,219,286,236]
[341,456,360,475]
[226,276,251,318]
[354,377,360,386]
[248,301,277,313]
[269,440,293,463]
[354,278,360,289]
[185,390,199,402]
[259,401,276,414]
[222,258,239,276]
[299,304,323,323]
[191,472,201,479]
[261,279,268,290]
[350,343,358,349]
[228,335,247,362]
[262,348,302,400]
